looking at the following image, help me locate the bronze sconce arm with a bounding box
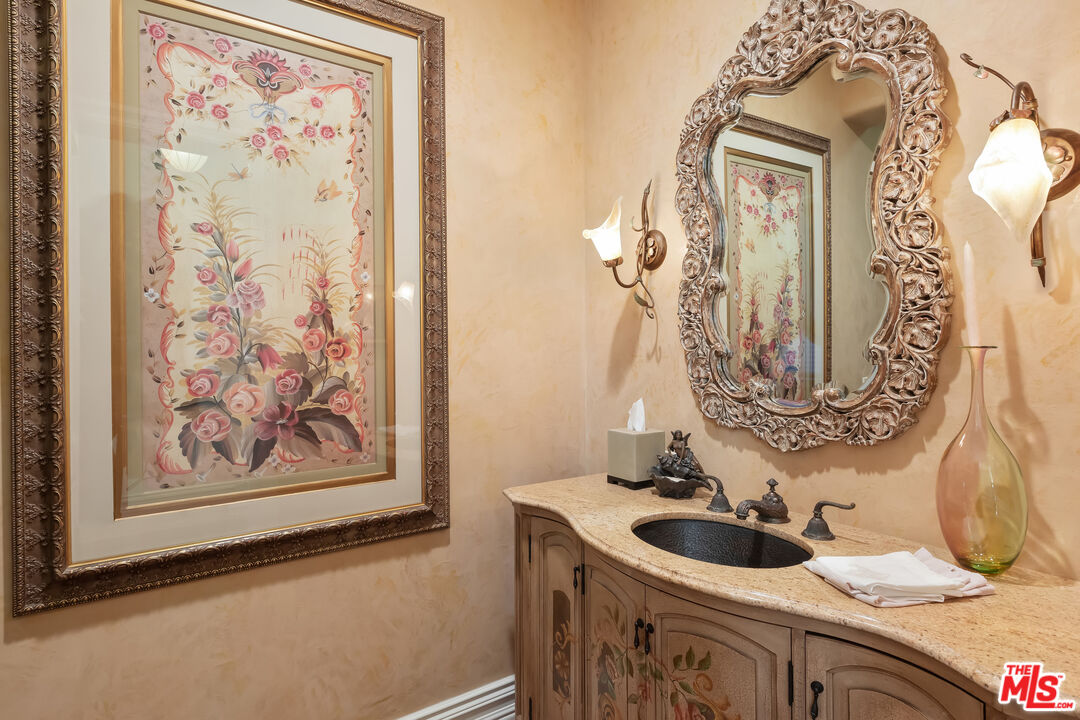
[589,182,667,318]
[963,53,1080,286]
[606,183,668,317]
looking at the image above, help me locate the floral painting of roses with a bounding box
[117,5,392,514]
[724,150,817,402]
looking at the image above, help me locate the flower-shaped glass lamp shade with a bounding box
[583,197,623,263]
[968,117,1053,244]
[160,148,209,174]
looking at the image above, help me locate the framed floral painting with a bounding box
[714,115,831,403]
[10,0,447,614]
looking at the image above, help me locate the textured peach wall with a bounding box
[0,0,587,717]
[4,1,1080,718]
[582,0,1080,581]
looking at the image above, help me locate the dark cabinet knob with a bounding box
[633,618,644,649]
[573,566,580,589]
[644,622,654,655]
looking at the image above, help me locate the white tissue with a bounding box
[627,398,646,432]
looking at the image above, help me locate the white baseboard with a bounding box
[395,675,516,720]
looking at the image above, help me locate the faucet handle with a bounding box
[813,499,855,514]
[763,478,782,501]
[802,500,856,541]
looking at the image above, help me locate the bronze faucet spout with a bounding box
[735,498,771,518]
[733,478,790,524]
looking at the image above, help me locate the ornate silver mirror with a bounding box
[676,0,951,451]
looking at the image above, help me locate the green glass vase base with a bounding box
[955,555,1014,576]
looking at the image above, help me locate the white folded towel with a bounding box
[803,548,995,607]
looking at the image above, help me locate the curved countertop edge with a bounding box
[504,475,1080,714]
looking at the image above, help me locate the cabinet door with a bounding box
[531,517,584,720]
[805,635,983,720]
[584,552,648,720]
[647,588,792,720]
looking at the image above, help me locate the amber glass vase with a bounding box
[936,346,1027,574]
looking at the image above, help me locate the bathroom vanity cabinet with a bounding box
[518,513,981,720]
[509,477,1080,720]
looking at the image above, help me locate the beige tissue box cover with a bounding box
[607,429,665,489]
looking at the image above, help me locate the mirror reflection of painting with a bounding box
[710,57,888,404]
[720,121,825,402]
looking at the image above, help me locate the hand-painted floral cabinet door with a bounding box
[804,636,982,720]
[533,517,585,720]
[646,588,792,720]
[584,551,648,720]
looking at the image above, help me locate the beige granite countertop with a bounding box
[505,474,1080,711]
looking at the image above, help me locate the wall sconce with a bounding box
[583,181,667,318]
[964,53,1080,286]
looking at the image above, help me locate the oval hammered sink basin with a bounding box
[633,518,812,569]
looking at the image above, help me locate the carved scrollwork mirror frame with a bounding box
[675,0,952,451]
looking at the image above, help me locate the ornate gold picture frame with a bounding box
[675,0,952,451]
[10,0,448,615]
